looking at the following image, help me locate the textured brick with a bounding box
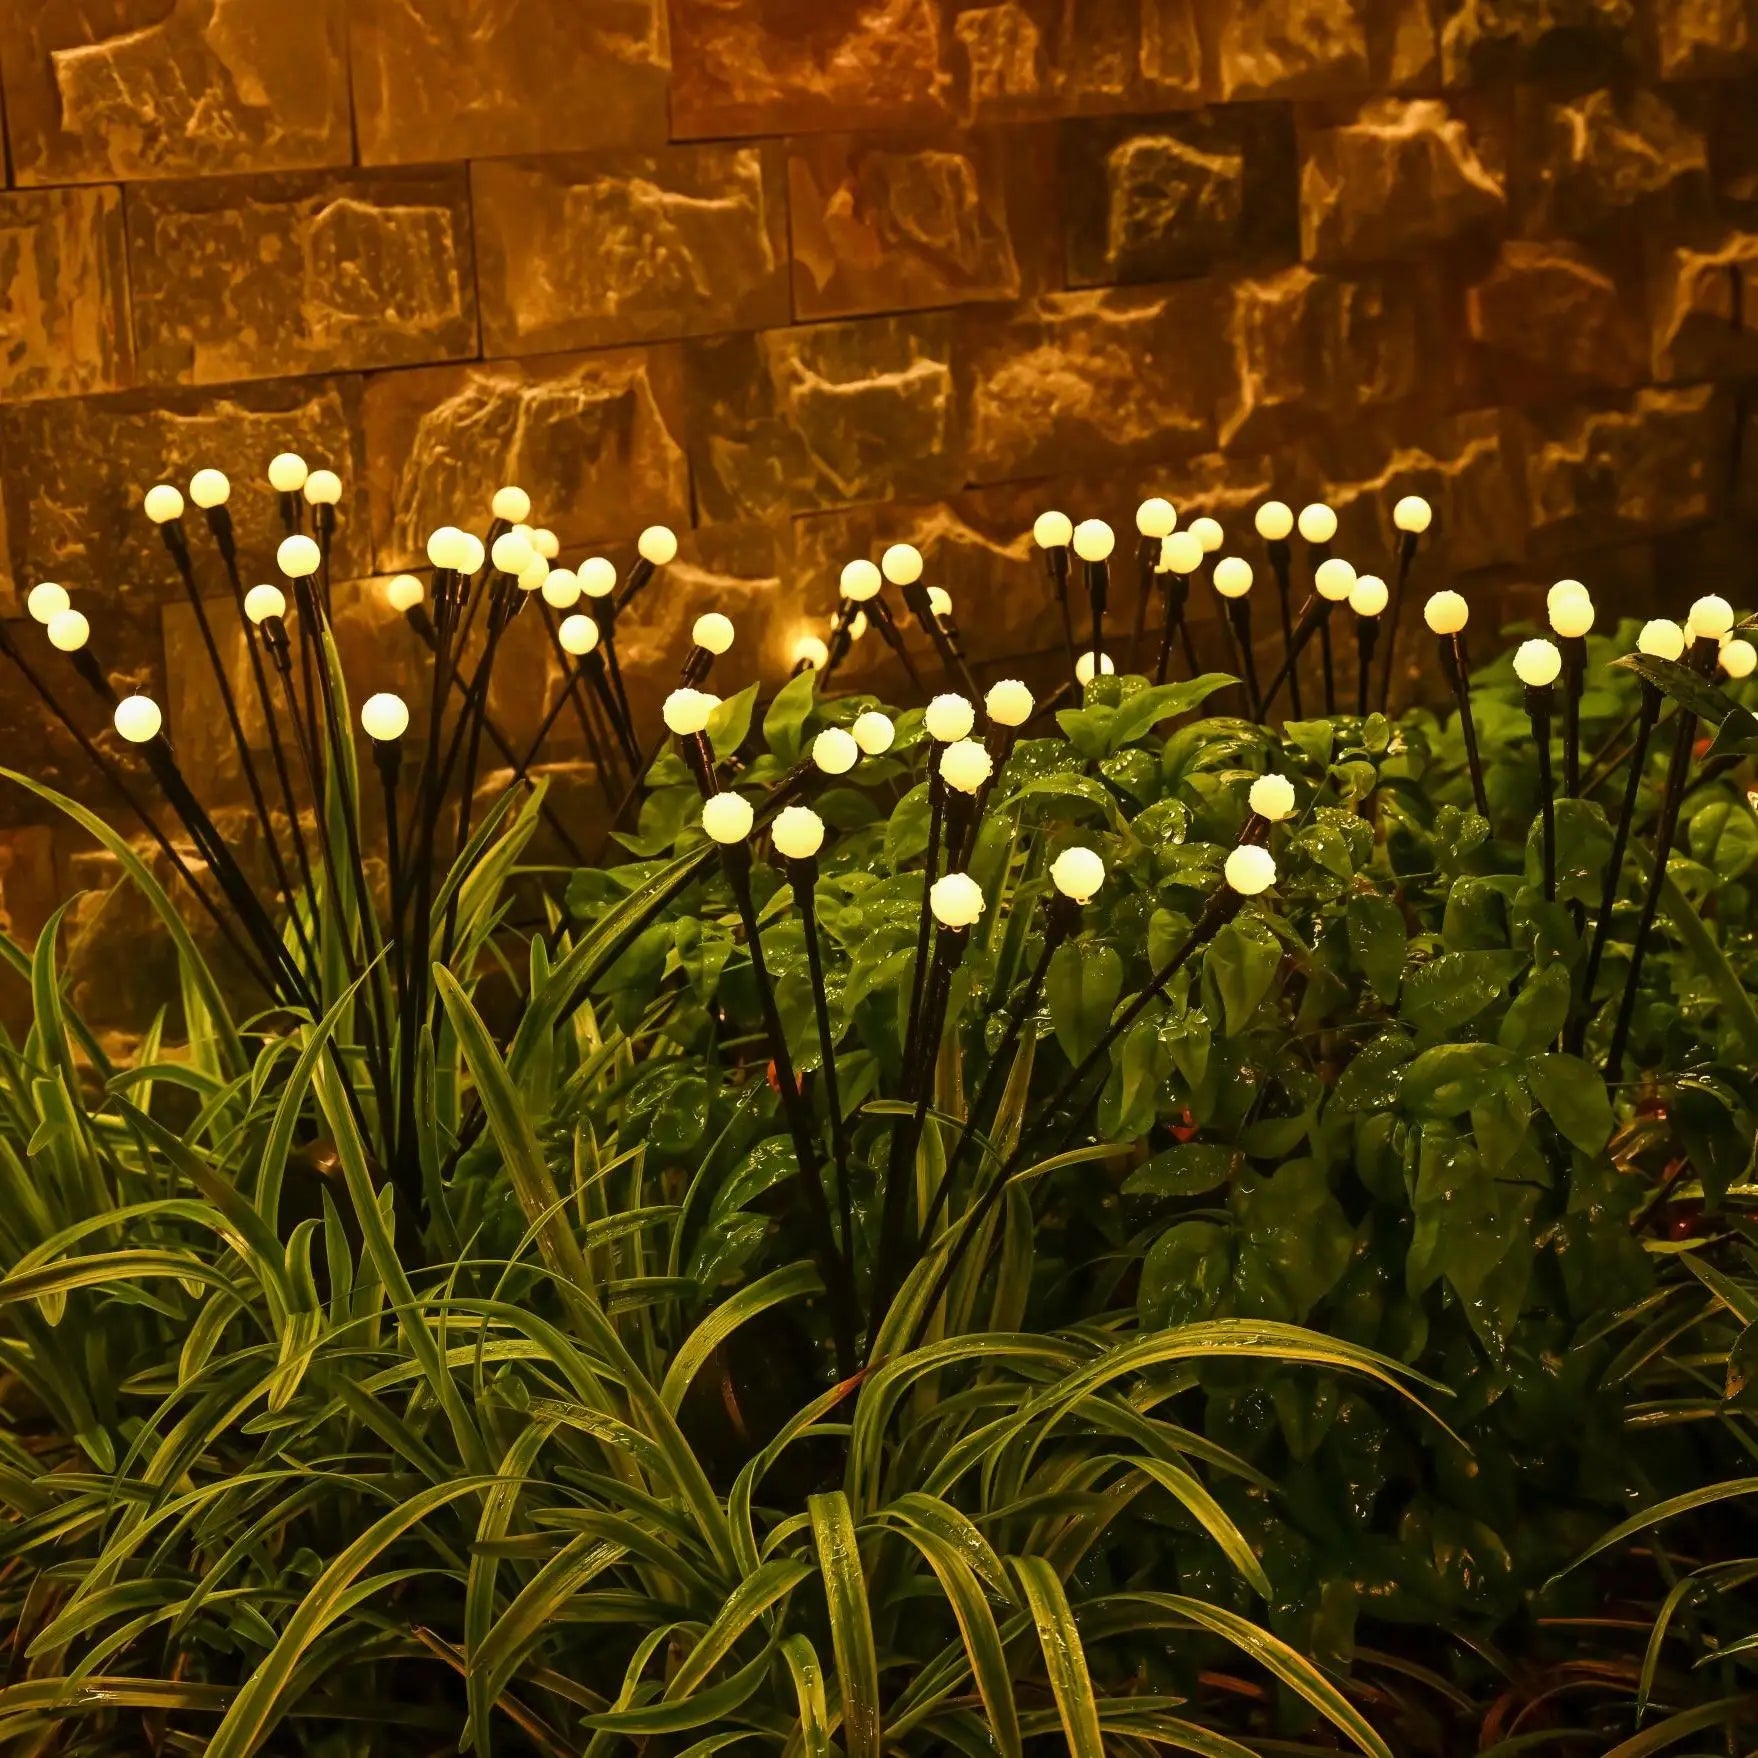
[127,169,477,385]
[0,0,351,185]
[1468,241,1646,391]
[1439,0,1637,85]
[472,146,789,354]
[1655,0,1754,76]
[1525,88,1709,237]
[1651,233,1758,381]
[0,186,132,401]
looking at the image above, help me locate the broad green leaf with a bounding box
[1047,941,1122,1067]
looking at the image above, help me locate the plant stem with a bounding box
[1267,537,1301,717]
[1356,616,1378,718]
[792,855,854,1258]
[1441,633,1490,816]
[1560,633,1586,797]
[1376,530,1419,713]
[1260,598,1330,715]
[1528,683,1557,904]
[1043,545,1077,679]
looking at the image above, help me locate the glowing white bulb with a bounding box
[840,560,882,602]
[1160,531,1204,575]
[1393,495,1432,535]
[1254,501,1294,542]
[985,678,1034,727]
[492,530,534,576]
[1072,518,1115,563]
[303,469,341,506]
[530,527,559,561]
[1050,846,1105,904]
[1225,843,1277,896]
[852,710,895,755]
[848,611,868,641]
[939,738,993,793]
[693,612,735,654]
[559,614,600,656]
[1189,516,1223,554]
[1213,556,1253,599]
[518,558,550,593]
[267,452,308,493]
[1249,774,1297,821]
[26,582,68,624]
[278,535,321,579]
[1549,594,1594,640]
[580,556,617,598]
[1136,497,1176,539]
[491,485,531,523]
[113,694,163,744]
[882,542,924,585]
[773,805,826,861]
[46,609,89,652]
[1722,637,1758,679]
[509,522,536,546]
[792,633,830,671]
[1638,619,1684,661]
[1546,579,1589,616]
[638,525,678,566]
[1297,503,1338,544]
[663,688,718,737]
[1314,557,1357,602]
[361,693,409,741]
[1075,651,1115,684]
[542,568,580,609]
[1514,638,1563,688]
[426,526,463,570]
[927,585,952,618]
[1033,510,1073,550]
[189,468,230,509]
[143,483,184,525]
[930,871,985,929]
[1689,595,1736,641]
[925,693,976,743]
[702,793,754,845]
[1424,590,1468,635]
[812,727,859,775]
[1349,574,1389,618]
[244,584,286,624]
[385,574,424,613]
[455,533,485,576]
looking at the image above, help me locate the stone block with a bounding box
[0,187,132,402]
[1467,241,1646,391]
[686,316,962,522]
[472,145,789,355]
[0,0,351,185]
[1301,98,1505,264]
[126,169,477,386]
[1439,0,1638,85]
[790,127,1056,319]
[350,0,668,163]
[1063,107,1298,287]
[361,351,690,573]
[0,826,56,951]
[1654,0,1754,75]
[1524,88,1709,237]
[1651,233,1758,381]
[1210,0,1369,99]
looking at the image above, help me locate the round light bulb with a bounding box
[1689,596,1737,641]
[559,614,600,656]
[1075,651,1115,684]
[1050,846,1105,904]
[303,469,341,506]
[1249,773,1297,821]
[985,678,1034,727]
[1072,518,1115,563]
[491,485,531,523]
[881,542,924,585]
[492,530,534,576]
[1424,590,1468,635]
[929,871,985,929]
[1160,530,1204,575]
[848,611,869,640]
[1213,556,1253,599]
[939,738,993,793]
[1033,510,1073,550]
[693,612,735,654]
[541,568,580,609]
[509,522,536,546]
[455,533,485,576]
[244,583,286,624]
[113,694,163,744]
[1136,497,1176,539]
[267,452,308,493]
[517,558,549,593]
[1189,516,1223,554]
[773,805,826,861]
[385,574,424,613]
[530,527,559,561]
[663,688,718,737]
[46,609,89,652]
[1349,574,1389,618]
[1550,595,1595,639]
[792,633,830,671]
[143,483,184,525]
[580,556,617,598]
[925,693,976,743]
[927,585,952,618]
[1638,619,1684,661]
[1254,501,1294,542]
[1225,843,1277,897]
[852,710,895,755]
[840,559,882,603]
[638,525,678,567]
[1723,637,1758,679]
[26,582,69,624]
[1314,557,1357,602]
[1514,638,1563,688]
[1297,503,1338,544]
[1393,495,1433,535]
[812,726,859,775]
[278,535,321,579]
[702,793,754,845]
[189,468,230,509]
[426,526,462,570]
[1546,579,1589,617]
[361,692,409,742]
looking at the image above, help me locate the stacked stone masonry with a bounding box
[3,0,1758,966]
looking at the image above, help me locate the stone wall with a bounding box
[3,0,1757,956]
